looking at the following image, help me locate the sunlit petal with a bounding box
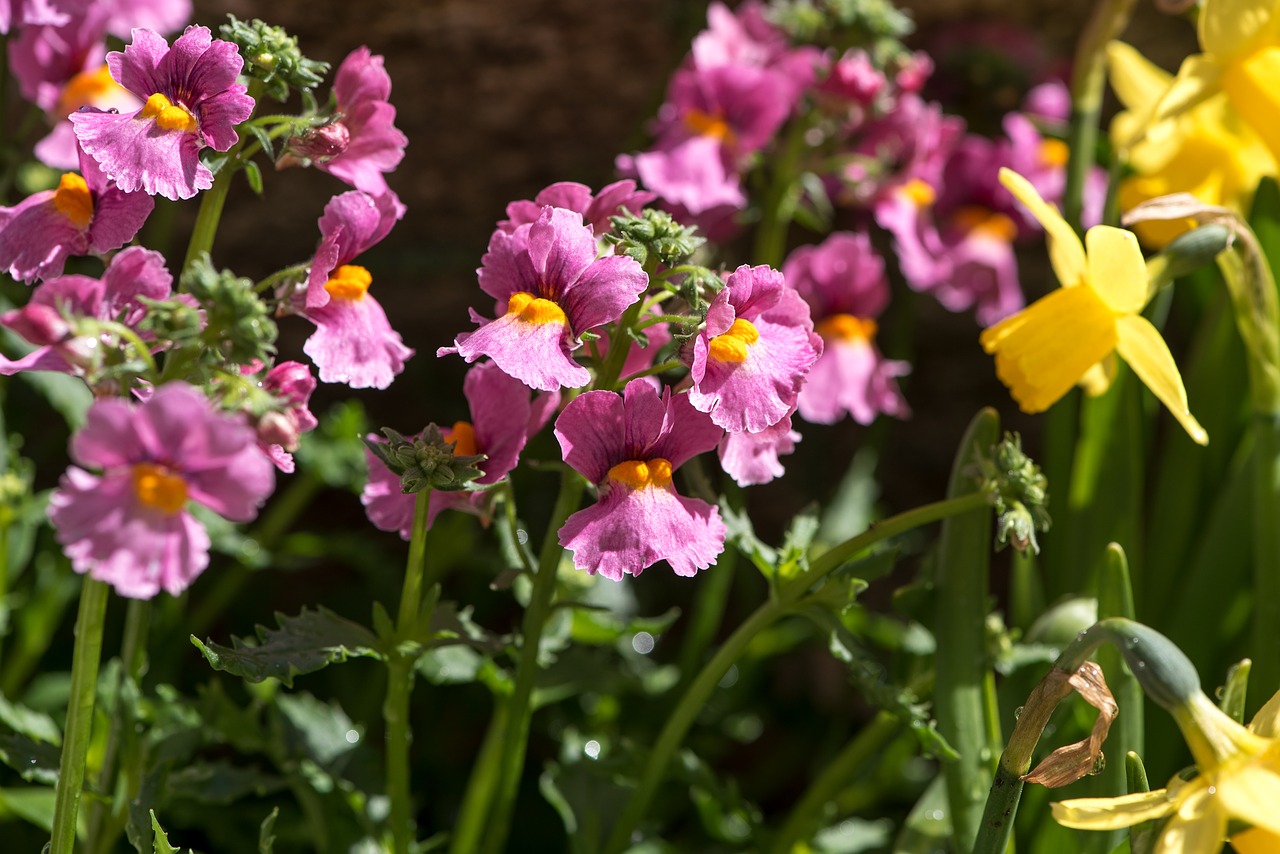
[1215,764,1280,834]
[1086,226,1147,314]
[1151,55,1224,130]
[1115,314,1208,445]
[1199,0,1274,57]
[1051,788,1175,830]
[997,167,1086,287]
[1248,689,1280,737]
[1154,789,1227,854]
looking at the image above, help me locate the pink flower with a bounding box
[0,245,173,376]
[255,361,318,473]
[818,49,885,106]
[784,233,911,425]
[718,409,800,486]
[439,206,648,392]
[688,264,822,433]
[0,0,71,34]
[499,179,655,236]
[555,380,725,579]
[0,145,154,283]
[299,189,413,389]
[48,382,275,599]
[70,25,254,200]
[362,361,559,537]
[313,47,407,194]
[96,0,191,39]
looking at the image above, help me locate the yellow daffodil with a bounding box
[980,168,1208,445]
[1148,0,1280,165]
[1107,40,1275,248]
[1052,688,1280,853]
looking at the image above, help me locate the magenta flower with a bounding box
[718,409,800,487]
[619,136,746,219]
[818,49,885,106]
[362,361,560,537]
[784,233,911,425]
[70,25,254,200]
[499,179,655,236]
[0,148,153,283]
[556,380,725,579]
[0,0,70,34]
[439,206,648,392]
[299,189,412,389]
[689,264,822,434]
[0,245,173,376]
[691,1,820,102]
[97,0,191,39]
[48,382,275,599]
[313,46,407,194]
[255,361,318,473]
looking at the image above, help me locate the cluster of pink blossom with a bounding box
[0,10,410,598]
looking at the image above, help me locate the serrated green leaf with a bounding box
[165,760,285,805]
[250,124,275,160]
[718,501,777,576]
[0,733,61,784]
[259,807,279,854]
[151,810,181,854]
[243,159,264,195]
[192,606,381,687]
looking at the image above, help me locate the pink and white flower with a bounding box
[556,380,725,579]
[48,382,275,599]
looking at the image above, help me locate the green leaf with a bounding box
[249,124,275,160]
[891,775,950,853]
[0,694,61,745]
[259,807,279,854]
[151,810,182,854]
[191,606,382,687]
[718,501,777,577]
[243,160,264,195]
[0,733,61,784]
[276,691,362,768]
[165,761,285,805]
[0,785,58,832]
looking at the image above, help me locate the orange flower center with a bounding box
[607,458,673,490]
[1039,138,1069,168]
[505,291,567,325]
[324,265,372,301]
[139,92,198,133]
[951,206,1019,242]
[132,463,188,515]
[816,313,877,342]
[683,108,735,144]
[57,65,121,116]
[446,420,478,457]
[899,178,936,208]
[708,318,760,363]
[53,173,94,229]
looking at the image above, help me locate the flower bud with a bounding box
[288,122,351,163]
[258,410,300,452]
[366,424,487,494]
[2,303,70,346]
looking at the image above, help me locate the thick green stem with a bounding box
[603,489,991,854]
[384,489,432,854]
[50,577,111,854]
[768,712,902,854]
[674,545,737,693]
[448,699,511,854]
[752,114,811,268]
[933,409,1001,854]
[598,300,647,390]
[1251,412,1280,704]
[1062,0,1137,231]
[478,471,584,854]
[181,165,236,275]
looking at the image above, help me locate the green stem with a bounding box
[1062,0,1138,231]
[384,489,432,854]
[479,471,584,854]
[598,300,647,390]
[603,489,991,854]
[1250,411,1280,706]
[620,360,685,384]
[933,409,1001,854]
[752,113,811,268]
[768,712,902,854]
[448,698,511,854]
[99,320,160,379]
[50,577,111,854]
[181,163,237,275]
[674,545,737,693]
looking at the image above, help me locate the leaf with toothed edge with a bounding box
[191,606,382,687]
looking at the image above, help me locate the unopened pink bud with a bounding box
[290,122,351,163]
[262,361,316,406]
[3,303,70,346]
[258,411,300,452]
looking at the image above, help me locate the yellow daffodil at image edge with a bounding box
[1149,0,1280,167]
[1051,688,1280,853]
[979,168,1208,446]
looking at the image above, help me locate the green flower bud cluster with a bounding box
[769,0,914,49]
[219,15,330,102]
[975,432,1051,554]
[606,209,706,270]
[180,255,278,368]
[366,425,488,494]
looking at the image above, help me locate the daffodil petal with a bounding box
[998,167,1086,287]
[1215,765,1280,834]
[1232,827,1280,854]
[1151,55,1224,129]
[1248,688,1280,737]
[1086,226,1147,314]
[1080,355,1118,397]
[1051,788,1175,830]
[1155,789,1227,854]
[1107,41,1173,125]
[1199,0,1273,58]
[1115,314,1209,445]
